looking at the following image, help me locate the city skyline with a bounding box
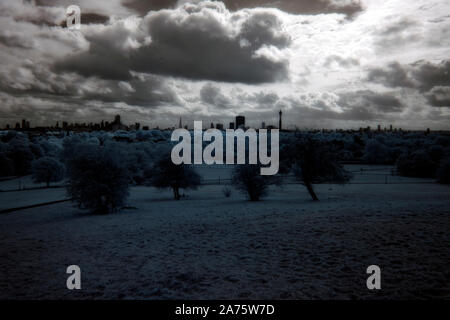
[3,112,437,134]
[0,0,449,130]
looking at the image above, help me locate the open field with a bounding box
[0,174,449,299]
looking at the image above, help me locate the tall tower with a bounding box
[236,116,245,129]
[279,110,282,131]
[178,117,182,129]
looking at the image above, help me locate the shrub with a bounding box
[222,186,232,198]
[66,143,130,214]
[31,157,65,187]
[232,164,279,201]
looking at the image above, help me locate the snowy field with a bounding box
[0,171,449,299]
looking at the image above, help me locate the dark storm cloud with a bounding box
[55,2,291,83]
[411,60,450,91]
[425,86,450,107]
[0,62,181,107]
[123,0,363,18]
[337,90,404,115]
[367,62,416,89]
[367,60,450,91]
[200,84,232,109]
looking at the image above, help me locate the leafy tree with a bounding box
[6,138,35,175]
[428,145,445,163]
[281,136,351,201]
[31,157,65,187]
[65,143,130,214]
[146,153,201,200]
[436,158,450,184]
[0,153,14,177]
[231,164,279,201]
[396,150,437,178]
[363,139,392,164]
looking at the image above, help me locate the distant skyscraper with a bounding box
[179,117,182,129]
[279,110,282,130]
[229,122,235,130]
[114,115,121,124]
[261,122,266,129]
[236,116,245,129]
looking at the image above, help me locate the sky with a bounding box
[0,0,449,130]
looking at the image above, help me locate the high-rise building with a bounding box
[229,122,235,130]
[261,122,266,129]
[236,116,245,129]
[279,110,282,130]
[179,117,182,129]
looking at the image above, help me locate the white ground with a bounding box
[0,166,449,299]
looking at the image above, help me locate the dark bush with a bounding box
[428,145,445,162]
[231,164,276,201]
[436,158,450,184]
[396,150,437,178]
[0,153,14,177]
[66,143,130,214]
[363,139,392,164]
